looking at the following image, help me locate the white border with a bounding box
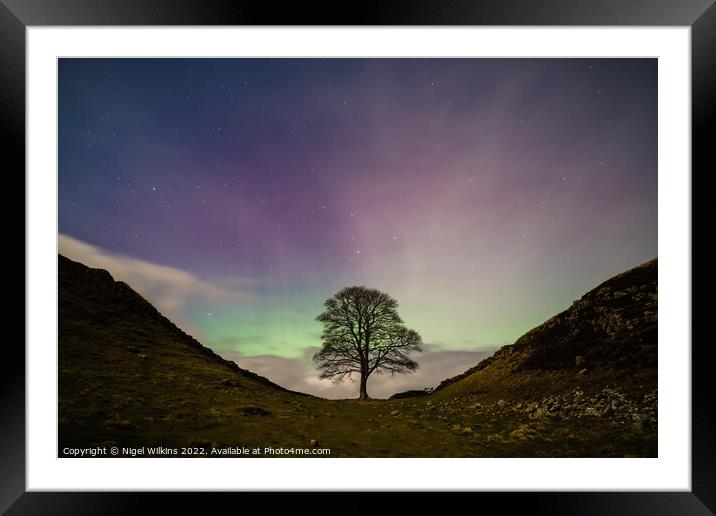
[27,27,691,491]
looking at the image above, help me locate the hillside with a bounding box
[420,259,658,448]
[58,255,657,457]
[435,258,657,394]
[58,254,310,453]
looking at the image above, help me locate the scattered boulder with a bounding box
[509,424,537,440]
[528,408,546,420]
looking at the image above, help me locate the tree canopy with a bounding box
[313,286,422,399]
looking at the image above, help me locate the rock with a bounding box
[486,433,506,443]
[584,407,600,417]
[577,368,587,375]
[528,408,545,420]
[631,414,645,431]
[390,410,400,417]
[497,399,507,408]
[309,439,320,447]
[509,424,537,440]
[138,354,148,359]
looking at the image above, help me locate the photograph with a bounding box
[57,57,659,459]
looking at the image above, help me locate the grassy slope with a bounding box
[434,258,657,399]
[59,255,657,457]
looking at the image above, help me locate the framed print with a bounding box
[5,0,711,513]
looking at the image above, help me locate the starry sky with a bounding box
[58,58,657,398]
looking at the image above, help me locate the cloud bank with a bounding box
[58,234,254,337]
[219,344,496,399]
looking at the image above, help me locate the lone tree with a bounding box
[313,286,423,400]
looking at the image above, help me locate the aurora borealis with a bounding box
[58,58,657,398]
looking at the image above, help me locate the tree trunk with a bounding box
[358,372,370,400]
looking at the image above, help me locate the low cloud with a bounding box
[219,344,496,399]
[58,234,254,336]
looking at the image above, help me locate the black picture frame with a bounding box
[4,0,710,513]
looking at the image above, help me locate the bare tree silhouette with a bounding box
[313,286,422,399]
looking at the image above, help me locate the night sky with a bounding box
[58,58,657,398]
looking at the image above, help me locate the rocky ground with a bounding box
[426,386,657,435]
